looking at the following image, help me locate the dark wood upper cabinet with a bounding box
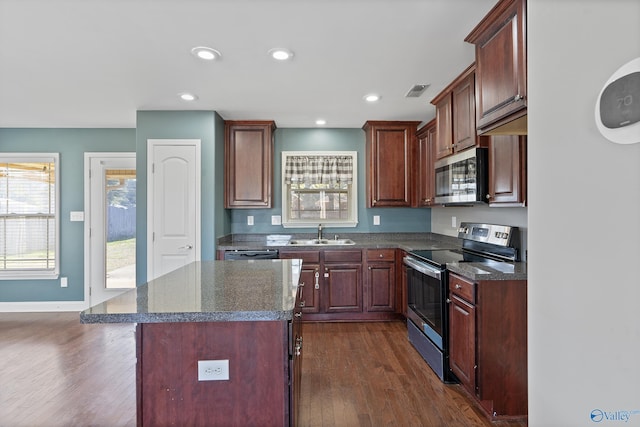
[487,134,527,206]
[224,120,276,208]
[466,0,527,135]
[432,64,483,160]
[415,119,436,207]
[363,120,420,207]
[452,72,477,152]
[434,94,453,159]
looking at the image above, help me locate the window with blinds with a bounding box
[0,154,59,278]
[281,151,358,228]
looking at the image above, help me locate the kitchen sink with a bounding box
[287,238,355,246]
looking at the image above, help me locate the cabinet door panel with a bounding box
[449,294,476,393]
[324,265,362,313]
[435,95,453,159]
[366,263,395,312]
[364,121,419,207]
[453,73,476,152]
[224,121,274,208]
[488,135,527,205]
[298,264,320,313]
[468,0,527,131]
[415,121,436,206]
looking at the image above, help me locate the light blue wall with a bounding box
[135,111,225,284]
[0,128,135,302]
[230,127,431,235]
[0,121,429,302]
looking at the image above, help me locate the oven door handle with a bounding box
[403,256,442,280]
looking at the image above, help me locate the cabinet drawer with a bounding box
[449,273,475,303]
[366,249,395,262]
[279,250,320,264]
[324,250,362,263]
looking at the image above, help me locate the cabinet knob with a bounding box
[299,282,305,287]
[294,312,302,318]
[514,94,523,101]
[455,284,462,289]
[372,199,377,205]
[299,301,305,308]
[446,298,451,304]
[486,194,492,199]
[368,266,372,270]
[379,254,383,258]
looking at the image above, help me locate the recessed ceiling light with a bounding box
[315,119,327,126]
[268,48,294,61]
[179,92,198,101]
[364,94,381,102]
[191,46,221,61]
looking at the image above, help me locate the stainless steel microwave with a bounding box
[434,147,488,205]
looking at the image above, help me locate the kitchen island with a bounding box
[81,259,303,427]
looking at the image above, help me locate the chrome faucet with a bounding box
[317,224,323,240]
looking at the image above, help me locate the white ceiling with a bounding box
[0,0,498,129]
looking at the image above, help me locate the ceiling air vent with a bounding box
[405,84,430,98]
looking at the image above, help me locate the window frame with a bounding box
[0,153,60,280]
[281,151,358,228]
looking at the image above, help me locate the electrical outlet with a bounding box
[247,215,254,226]
[60,277,68,288]
[198,360,229,381]
[373,215,380,226]
[271,215,281,225]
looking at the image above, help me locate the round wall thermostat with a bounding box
[595,57,640,144]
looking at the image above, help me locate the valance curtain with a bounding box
[284,155,353,185]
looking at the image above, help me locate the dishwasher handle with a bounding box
[224,250,279,260]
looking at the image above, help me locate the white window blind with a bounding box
[0,154,59,278]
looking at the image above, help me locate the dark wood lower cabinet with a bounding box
[448,292,476,389]
[136,319,299,427]
[365,249,396,312]
[448,272,527,421]
[281,248,403,321]
[324,263,363,313]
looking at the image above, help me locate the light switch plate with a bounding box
[271,215,281,225]
[70,211,84,222]
[247,215,254,226]
[373,215,380,226]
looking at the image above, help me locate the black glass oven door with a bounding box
[406,265,444,348]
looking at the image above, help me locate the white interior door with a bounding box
[147,139,201,281]
[84,153,136,306]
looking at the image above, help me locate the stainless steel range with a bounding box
[403,222,519,382]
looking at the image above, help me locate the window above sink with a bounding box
[281,151,358,228]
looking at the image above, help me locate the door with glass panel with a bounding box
[86,154,136,306]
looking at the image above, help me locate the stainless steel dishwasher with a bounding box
[223,249,279,260]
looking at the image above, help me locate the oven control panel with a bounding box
[457,223,515,247]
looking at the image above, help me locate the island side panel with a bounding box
[136,321,289,427]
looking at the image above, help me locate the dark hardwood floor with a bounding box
[0,313,527,427]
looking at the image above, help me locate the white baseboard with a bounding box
[0,300,89,312]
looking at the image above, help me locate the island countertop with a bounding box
[80,259,302,324]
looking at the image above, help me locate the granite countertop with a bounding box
[218,233,527,280]
[218,232,463,252]
[446,261,527,281]
[80,259,302,324]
